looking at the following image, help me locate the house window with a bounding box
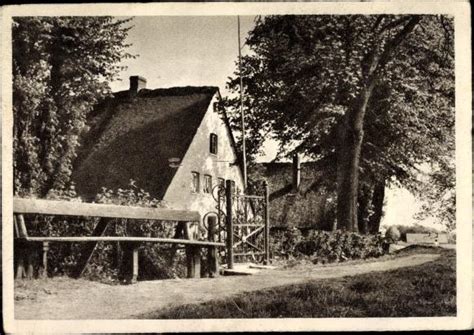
[204,175,212,194]
[191,172,200,193]
[230,180,236,194]
[210,133,218,155]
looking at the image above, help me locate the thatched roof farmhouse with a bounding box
[73,76,245,222]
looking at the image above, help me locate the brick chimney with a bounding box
[292,153,301,192]
[129,76,147,95]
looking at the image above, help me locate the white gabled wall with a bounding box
[163,93,245,232]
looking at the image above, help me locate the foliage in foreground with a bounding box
[140,248,455,319]
[224,15,455,231]
[20,182,186,283]
[271,228,388,264]
[13,17,134,198]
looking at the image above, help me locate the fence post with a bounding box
[121,242,139,284]
[15,239,26,280]
[131,245,139,284]
[25,246,35,279]
[16,215,34,279]
[264,180,270,265]
[208,216,219,277]
[225,179,234,270]
[41,242,49,278]
[184,221,201,278]
[186,246,201,278]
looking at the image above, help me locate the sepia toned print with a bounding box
[1,2,471,333]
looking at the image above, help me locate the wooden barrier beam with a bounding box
[22,236,225,247]
[13,197,200,222]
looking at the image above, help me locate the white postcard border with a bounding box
[1,1,471,332]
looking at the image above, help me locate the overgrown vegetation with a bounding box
[13,17,134,198]
[271,228,388,264]
[140,248,455,318]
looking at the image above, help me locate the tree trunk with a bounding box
[336,81,376,231]
[334,17,420,232]
[368,179,385,234]
[336,124,361,232]
[357,184,372,234]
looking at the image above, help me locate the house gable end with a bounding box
[163,92,245,217]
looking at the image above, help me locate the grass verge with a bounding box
[139,248,455,318]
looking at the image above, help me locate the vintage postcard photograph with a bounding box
[1,1,472,333]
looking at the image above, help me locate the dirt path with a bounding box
[15,253,439,319]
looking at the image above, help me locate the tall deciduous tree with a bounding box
[13,17,135,197]
[224,15,454,231]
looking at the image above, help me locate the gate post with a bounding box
[264,180,270,265]
[225,179,234,269]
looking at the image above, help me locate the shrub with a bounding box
[271,229,388,264]
[385,226,401,243]
[270,227,304,259]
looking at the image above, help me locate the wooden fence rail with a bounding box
[13,197,224,283]
[14,197,201,222]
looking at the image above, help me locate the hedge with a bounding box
[271,228,389,264]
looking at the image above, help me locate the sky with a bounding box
[110,16,257,95]
[109,16,443,231]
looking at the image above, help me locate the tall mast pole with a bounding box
[238,16,248,190]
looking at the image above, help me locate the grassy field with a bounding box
[140,248,455,319]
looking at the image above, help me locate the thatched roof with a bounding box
[72,86,219,201]
[249,162,336,230]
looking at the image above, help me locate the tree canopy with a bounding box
[13,17,135,197]
[224,15,454,231]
